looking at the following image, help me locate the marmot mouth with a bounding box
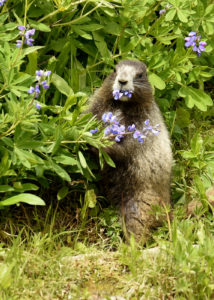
[113,89,133,100]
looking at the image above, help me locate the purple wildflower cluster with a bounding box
[132,119,160,143]
[16,26,36,48]
[28,70,51,98]
[184,32,207,57]
[159,3,172,15]
[89,112,160,143]
[0,0,6,6]
[113,89,133,100]
[102,112,125,142]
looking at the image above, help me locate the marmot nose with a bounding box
[118,80,128,86]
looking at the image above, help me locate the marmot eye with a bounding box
[136,73,143,79]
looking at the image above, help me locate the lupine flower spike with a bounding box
[28,70,51,98]
[184,32,207,57]
[100,112,160,143]
[16,26,36,48]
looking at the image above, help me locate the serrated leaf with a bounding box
[0,193,45,206]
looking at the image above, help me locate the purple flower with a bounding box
[25,38,34,46]
[16,25,36,48]
[41,80,50,90]
[159,9,166,15]
[115,134,124,142]
[112,90,120,100]
[128,124,136,132]
[34,84,40,98]
[189,32,197,37]
[112,89,133,100]
[44,71,51,77]
[25,29,36,38]
[104,126,111,135]
[137,135,145,143]
[128,91,133,98]
[102,112,118,124]
[144,119,150,126]
[16,40,22,48]
[152,129,160,135]
[90,128,98,134]
[27,86,35,94]
[18,26,26,31]
[36,70,44,77]
[35,103,41,109]
[133,130,141,139]
[184,32,207,57]
[0,0,7,6]
[184,36,196,47]
[192,41,207,56]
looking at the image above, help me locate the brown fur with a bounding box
[88,60,172,242]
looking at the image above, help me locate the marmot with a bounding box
[88,59,172,242]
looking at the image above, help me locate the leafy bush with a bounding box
[0,0,213,214]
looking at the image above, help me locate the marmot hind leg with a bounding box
[122,194,169,243]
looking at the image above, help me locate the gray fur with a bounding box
[88,60,172,242]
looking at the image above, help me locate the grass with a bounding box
[1,204,214,299]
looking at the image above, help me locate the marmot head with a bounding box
[110,60,153,103]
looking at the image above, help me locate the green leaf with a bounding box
[29,20,51,32]
[148,72,166,90]
[100,149,116,168]
[77,24,104,31]
[51,73,73,97]
[191,133,203,155]
[204,4,214,16]
[54,155,78,166]
[73,28,92,40]
[165,9,176,21]
[0,185,14,193]
[177,10,188,23]
[57,186,69,201]
[50,161,71,182]
[85,188,97,208]
[0,263,14,289]
[21,46,44,57]
[0,194,45,206]
[178,86,213,111]
[26,52,38,75]
[78,151,87,169]
[176,107,190,128]
[13,183,39,193]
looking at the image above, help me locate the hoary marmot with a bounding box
[88,59,172,242]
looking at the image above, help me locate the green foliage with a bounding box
[0,0,213,219]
